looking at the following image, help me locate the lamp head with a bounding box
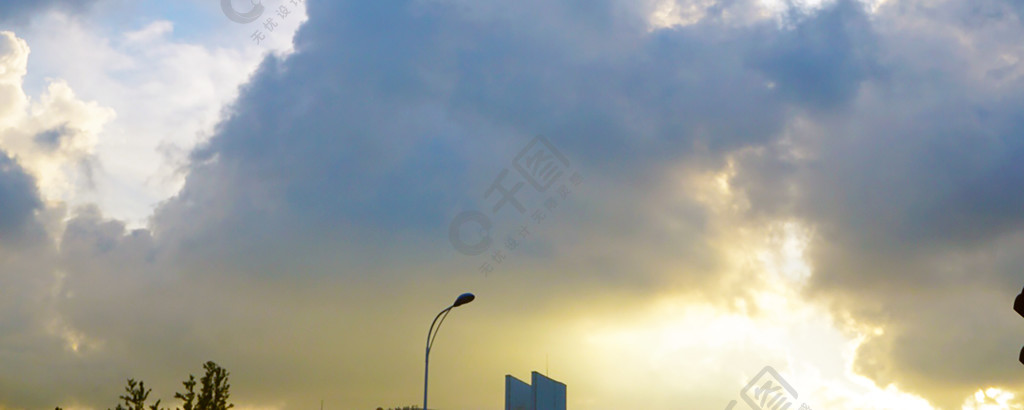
[453,292,475,307]
[1016,289,1024,318]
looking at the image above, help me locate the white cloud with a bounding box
[10,5,307,226]
[0,31,114,206]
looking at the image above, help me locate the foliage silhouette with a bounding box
[86,361,234,410]
[194,361,233,410]
[111,378,162,410]
[173,374,196,410]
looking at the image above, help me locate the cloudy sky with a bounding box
[2,0,1024,409]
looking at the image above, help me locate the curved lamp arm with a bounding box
[426,306,454,355]
[423,293,475,410]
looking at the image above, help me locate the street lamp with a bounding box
[424,292,475,410]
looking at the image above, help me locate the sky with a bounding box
[1,0,1024,409]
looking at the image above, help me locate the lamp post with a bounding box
[424,292,475,410]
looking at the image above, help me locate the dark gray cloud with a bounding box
[0,0,99,23]
[154,0,878,276]
[728,0,1024,405]
[10,0,1024,407]
[0,151,63,408]
[32,123,73,151]
[0,150,41,242]
[21,0,890,407]
[749,0,881,109]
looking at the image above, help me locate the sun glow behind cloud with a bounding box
[2,0,1023,408]
[564,164,966,409]
[963,388,1017,410]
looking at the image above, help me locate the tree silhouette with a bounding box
[193,361,232,410]
[94,361,233,410]
[175,361,233,410]
[111,379,162,410]
[174,374,196,410]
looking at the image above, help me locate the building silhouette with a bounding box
[505,371,567,410]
